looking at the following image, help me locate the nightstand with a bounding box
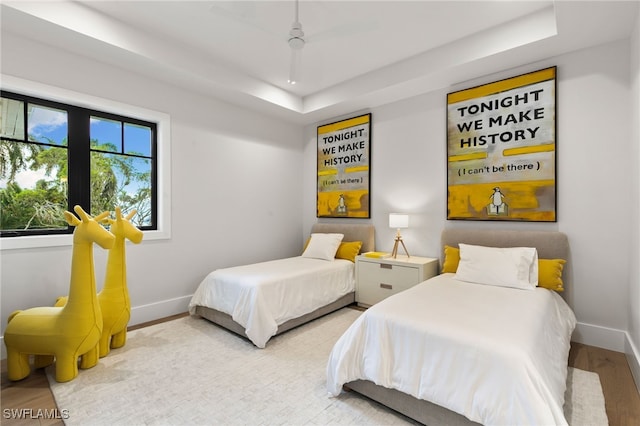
[355,255,439,307]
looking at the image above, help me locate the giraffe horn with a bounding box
[125,209,137,221]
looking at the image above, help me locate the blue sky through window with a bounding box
[28,104,67,145]
[3,108,153,212]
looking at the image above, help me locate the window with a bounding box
[1,90,157,238]
[89,115,156,228]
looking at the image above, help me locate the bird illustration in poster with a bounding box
[488,187,508,216]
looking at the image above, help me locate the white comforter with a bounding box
[188,257,355,348]
[327,273,577,425]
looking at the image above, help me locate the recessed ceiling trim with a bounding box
[302,5,558,115]
[3,1,636,127]
[3,1,303,113]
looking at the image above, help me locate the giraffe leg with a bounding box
[99,332,111,358]
[110,329,127,349]
[34,354,55,369]
[79,344,99,369]
[54,352,79,383]
[6,348,31,381]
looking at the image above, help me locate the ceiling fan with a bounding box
[287,0,305,85]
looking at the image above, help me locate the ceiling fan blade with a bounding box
[209,3,280,38]
[288,48,302,85]
[287,0,305,84]
[306,20,379,44]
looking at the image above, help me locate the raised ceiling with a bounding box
[2,1,638,124]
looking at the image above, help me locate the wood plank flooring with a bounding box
[569,342,640,426]
[2,312,639,426]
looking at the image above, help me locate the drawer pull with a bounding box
[380,263,392,269]
[380,283,393,290]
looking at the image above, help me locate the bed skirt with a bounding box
[344,380,480,426]
[194,291,356,343]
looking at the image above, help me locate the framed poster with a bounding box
[447,67,557,222]
[317,113,371,218]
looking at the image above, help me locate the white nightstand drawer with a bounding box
[355,255,438,307]
[358,261,419,289]
[357,269,418,306]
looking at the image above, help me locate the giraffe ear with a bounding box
[125,209,137,221]
[64,211,80,227]
[94,211,111,222]
[98,216,113,225]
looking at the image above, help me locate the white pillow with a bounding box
[301,233,344,261]
[454,243,539,290]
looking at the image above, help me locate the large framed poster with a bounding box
[317,113,371,218]
[447,67,557,222]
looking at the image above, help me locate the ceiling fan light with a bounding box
[289,20,305,50]
[288,36,305,50]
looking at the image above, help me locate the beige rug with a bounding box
[47,308,607,425]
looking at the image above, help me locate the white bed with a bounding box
[326,228,577,425]
[188,223,374,348]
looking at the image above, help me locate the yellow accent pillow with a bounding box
[442,245,460,273]
[441,245,566,292]
[538,259,566,292]
[335,241,363,262]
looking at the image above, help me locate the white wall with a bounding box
[628,4,640,389]
[0,34,305,355]
[304,39,635,354]
[2,17,638,373]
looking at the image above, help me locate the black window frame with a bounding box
[0,90,157,237]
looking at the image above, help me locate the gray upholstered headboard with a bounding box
[441,228,569,260]
[310,223,375,253]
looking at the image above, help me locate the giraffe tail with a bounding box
[7,310,23,323]
[54,296,68,307]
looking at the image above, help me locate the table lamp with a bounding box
[389,213,410,258]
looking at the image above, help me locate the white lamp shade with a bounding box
[389,213,409,229]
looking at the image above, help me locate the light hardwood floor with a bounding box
[2,312,640,426]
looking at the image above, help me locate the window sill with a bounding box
[1,229,170,250]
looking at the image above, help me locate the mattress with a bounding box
[326,273,577,425]
[189,256,355,348]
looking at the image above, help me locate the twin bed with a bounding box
[189,226,577,425]
[188,223,375,348]
[328,228,576,425]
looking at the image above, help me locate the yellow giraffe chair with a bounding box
[56,207,143,359]
[3,206,114,383]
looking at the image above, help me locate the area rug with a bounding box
[47,308,607,425]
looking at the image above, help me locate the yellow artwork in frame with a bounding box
[317,113,371,218]
[447,67,557,222]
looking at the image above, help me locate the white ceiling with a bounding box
[2,1,638,125]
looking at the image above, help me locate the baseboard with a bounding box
[571,321,627,352]
[625,334,640,395]
[129,295,192,327]
[1,305,634,367]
